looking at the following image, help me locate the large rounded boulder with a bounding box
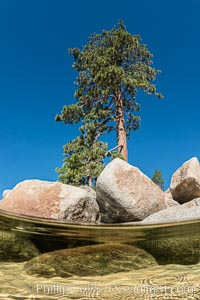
[170,157,200,204]
[24,243,157,278]
[96,158,169,223]
[0,179,99,223]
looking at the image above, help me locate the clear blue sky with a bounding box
[0,0,199,196]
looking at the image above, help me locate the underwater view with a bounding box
[1,209,200,300]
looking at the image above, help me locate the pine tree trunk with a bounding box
[116,93,128,161]
[88,177,92,188]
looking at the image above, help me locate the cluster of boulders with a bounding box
[1,157,200,225]
[1,157,200,278]
[140,156,200,225]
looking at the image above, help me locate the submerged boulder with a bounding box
[170,157,200,204]
[136,228,200,265]
[0,230,39,262]
[0,179,99,223]
[96,158,169,223]
[24,243,157,278]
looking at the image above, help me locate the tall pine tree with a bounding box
[56,20,163,186]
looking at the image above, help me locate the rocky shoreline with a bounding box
[0,157,200,278]
[1,156,200,225]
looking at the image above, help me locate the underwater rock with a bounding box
[0,179,99,223]
[96,158,168,223]
[136,230,200,265]
[170,157,200,204]
[24,243,157,278]
[0,230,39,262]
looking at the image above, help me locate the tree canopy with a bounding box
[56,20,163,186]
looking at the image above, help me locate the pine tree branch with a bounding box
[106,144,123,155]
[95,144,123,164]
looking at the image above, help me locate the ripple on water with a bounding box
[1,262,200,299]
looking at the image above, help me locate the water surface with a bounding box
[0,209,200,299]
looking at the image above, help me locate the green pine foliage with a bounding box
[56,20,162,137]
[152,169,164,190]
[56,120,123,187]
[56,136,107,186]
[56,20,163,186]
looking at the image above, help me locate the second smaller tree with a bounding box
[56,114,124,187]
[152,169,164,190]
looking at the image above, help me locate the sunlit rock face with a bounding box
[96,158,169,223]
[0,179,99,223]
[170,157,200,204]
[163,188,180,207]
[140,197,200,225]
[1,157,200,225]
